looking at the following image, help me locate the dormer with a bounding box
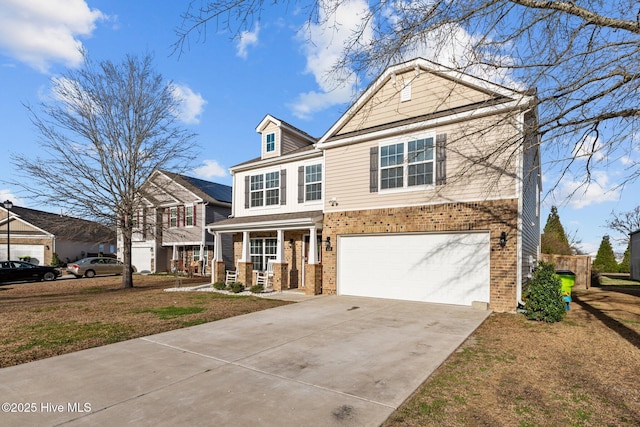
[256,114,317,160]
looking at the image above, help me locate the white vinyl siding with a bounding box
[234,156,323,217]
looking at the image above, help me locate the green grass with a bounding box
[598,276,640,288]
[135,306,205,319]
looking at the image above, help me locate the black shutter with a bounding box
[244,176,250,208]
[280,169,287,205]
[298,166,304,203]
[436,133,447,185]
[370,146,379,192]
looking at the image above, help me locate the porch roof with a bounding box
[206,211,323,233]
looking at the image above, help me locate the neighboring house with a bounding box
[0,205,115,265]
[631,230,640,281]
[121,170,232,274]
[208,58,541,312]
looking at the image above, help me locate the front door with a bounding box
[301,234,322,289]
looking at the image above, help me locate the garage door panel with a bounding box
[338,233,490,306]
[131,247,152,273]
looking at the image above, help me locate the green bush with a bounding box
[228,282,245,293]
[213,282,226,290]
[523,261,566,322]
[249,284,264,294]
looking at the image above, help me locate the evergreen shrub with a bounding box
[523,261,566,323]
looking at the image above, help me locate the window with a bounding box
[186,205,194,226]
[266,133,275,152]
[305,164,322,201]
[193,245,200,261]
[265,172,279,205]
[250,171,279,207]
[250,238,277,271]
[169,207,178,227]
[380,137,434,190]
[250,175,264,207]
[380,143,405,189]
[407,138,434,186]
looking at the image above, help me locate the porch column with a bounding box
[238,231,253,286]
[273,229,288,291]
[240,231,250,262]
[212,232,225,284]
[308,227,317,264]
[275,229,284,262]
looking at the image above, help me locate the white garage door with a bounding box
[0,245,45,265]
[131,247,152,273]
[338,232,490,306]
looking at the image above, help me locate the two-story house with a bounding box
[208,58,541,312]
[122,170,232,275]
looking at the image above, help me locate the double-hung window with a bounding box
[305,164,322,201]
[380,136,434,190]
[265,172,279,205]
[250,238,277,271]
[250,171,279,207]
[380,143,405,189]
[266,133,275,152]
[250,175,264,207]
[185,205,194,226]
[169,207,178,227]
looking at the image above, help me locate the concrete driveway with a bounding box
[0,295,490,426]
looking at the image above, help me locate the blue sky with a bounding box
[0,0,637,255]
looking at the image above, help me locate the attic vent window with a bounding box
[266,133,275,152]
[401,82,412,102]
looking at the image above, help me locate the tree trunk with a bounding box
[121,230,134,288]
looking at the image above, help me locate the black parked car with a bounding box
[0,261,61,284]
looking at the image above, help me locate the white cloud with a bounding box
[291,0,373,119]
[171,84,207,125]
[192,160,228,179]
[0,189,25,207]
[236,24,260,59]
[550,171,620,209]
[0,0,105,73]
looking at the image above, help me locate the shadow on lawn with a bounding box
[573,291,640,350]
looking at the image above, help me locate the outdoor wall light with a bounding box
[289,238,294,248]
[499,231,507,248]
[325,236,333,251]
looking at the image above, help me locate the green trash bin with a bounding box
[556,270,575,310]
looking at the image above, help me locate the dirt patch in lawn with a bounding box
[0,275,291,368]
[384,286,640,426]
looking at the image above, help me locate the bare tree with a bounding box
[11,53,197,288]
[175,0,640,191]
[607,206,640,242]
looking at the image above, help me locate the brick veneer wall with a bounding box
[321,199,519,312]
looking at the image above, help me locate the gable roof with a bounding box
[162,171,232,204]
[317,57,535,147]
[8,206,115,243]
[142,170,232,206]
[256,114,317,143]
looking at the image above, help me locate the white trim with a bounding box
[318,57,533,146]
[230,149,322,173]
[207,217,323,233]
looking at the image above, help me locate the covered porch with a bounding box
[206,211,323,295]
